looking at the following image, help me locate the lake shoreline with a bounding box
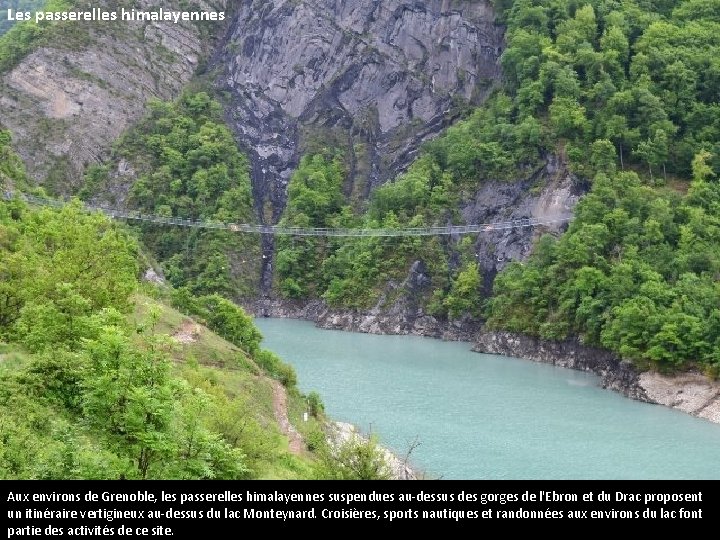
[246,298,720,426]
[326,421,418,480]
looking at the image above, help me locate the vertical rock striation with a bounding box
[215,0,505,292]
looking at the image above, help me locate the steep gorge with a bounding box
[214,0,509,293]
[3,0,719,425]
[2,0,576,308]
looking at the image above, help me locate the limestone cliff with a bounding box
[0,0,227,192]
[213,0,506,291]
[216,0,504,221]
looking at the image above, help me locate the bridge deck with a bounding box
[3,191,571,237]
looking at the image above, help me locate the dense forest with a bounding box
[486,0,720,374]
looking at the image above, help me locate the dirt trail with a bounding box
[271,381,303,455]
[172,319,201,344]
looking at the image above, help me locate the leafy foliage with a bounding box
[254,350,298,387]
[277,153,458,309]
[0,201,138,349]
[275,153,346,298]
[306,391,324,418]
[495,0,720,178]
[170,286,297,387]
[477,1,720,374]
[0,200,250,478]
[313,431,392,480]
[101,92,260,298]
[488,160,720,374]
[0,0,70,73]
[444,262,482,319]
[0,130,28,189]
[0,143,305,478]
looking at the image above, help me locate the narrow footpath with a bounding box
[271,381,304,455]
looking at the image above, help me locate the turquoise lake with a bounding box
[254,318,720,479]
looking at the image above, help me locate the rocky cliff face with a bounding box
[3,0,556,302]
[217,0,503,216]
[475,331,720,425]
[247,152,579,318]
[248,295,480,341]
[214,0,505,290]
[0,0,227,192]
[462,154,579,294]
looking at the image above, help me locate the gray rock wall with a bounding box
[215,0,505,292]
[0,0,228,191]
[461,154,580,294]
[218,0,503,214]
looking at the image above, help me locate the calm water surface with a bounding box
[255,318,720,479]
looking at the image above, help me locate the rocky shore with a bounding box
[327,422,417,481]
[247,298,720,425]
[474,331,720,424]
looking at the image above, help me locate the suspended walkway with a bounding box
[3,191,571,237]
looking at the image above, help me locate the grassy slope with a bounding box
[132,293,315,479]
[0,294,315,479]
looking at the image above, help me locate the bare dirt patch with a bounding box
[172,319,202,344]
[271,381,303,455]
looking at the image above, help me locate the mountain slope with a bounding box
[215,0,505,291]
[0,0,227,191]
[0,1,45,36]
[3,0,719,378]
[0,137,313,479]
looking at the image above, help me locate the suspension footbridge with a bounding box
[3,191,571,237]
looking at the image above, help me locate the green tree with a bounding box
[81,325,176,479]
[589,138,618,176]
[275,153,346,299]
[115,92,258,298]
[314,433,392,480]
[549,97,589,139]
[444,263,482,319]
[306,391,324,418]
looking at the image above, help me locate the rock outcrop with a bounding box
[327,421,417,480]
[473,331,648,401]
[217,0,504,216]
[462,155,580,292]
[249,296,480,341]
[0,0,228,191]
[474,330,720,424]
[639,372,720,424]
